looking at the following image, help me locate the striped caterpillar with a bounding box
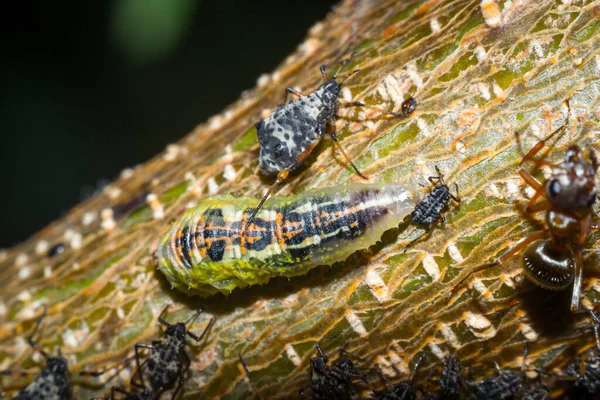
[156,184,418,296]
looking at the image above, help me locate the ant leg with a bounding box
[132,343,154,389]
[330,130,368,179]
[320,64,329,81]
[187,316,215,347]
[403,217,443,254]
[27,307,49,359]
[516,99,571,169]
[450,230,547,296]
[450,183,462,203]
[571,249,584,312]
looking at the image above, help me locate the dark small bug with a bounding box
[0,308,104,400]
[299,342,368,399]
[565,309,600,396]
[371,354,425,400]
[471,345,550,400]
[131,305,215,399]
[403,166,461,252]
[438,354,467,399]
[47,243,66,258]
[246,61,417,230]
[453,99,598,311]
[92,385,160,400]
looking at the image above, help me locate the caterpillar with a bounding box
[156,184,418,296]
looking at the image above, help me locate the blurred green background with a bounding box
[0,0,337,246]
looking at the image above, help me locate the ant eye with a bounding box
[548,179,561,197]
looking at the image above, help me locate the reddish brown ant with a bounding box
[453,99,597,311]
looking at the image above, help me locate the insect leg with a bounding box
[285,87,307,101]
[449,183,462,203]
[516,99,571,171]
[27,306,49,359]
[570,248,584,312]
[170,364,185,400]
[187,316,215,348]
[330,131,367,179]
[238,353,263,400]
[341,100,414,118]
[449,230,548,297]
[157,304,173,332]
[132,343,154,389]
[243,169,289,233]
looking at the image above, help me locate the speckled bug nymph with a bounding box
[246,62,417,229]
[0,308,103,400]
[404,166,461,251]
[131,305,214,399]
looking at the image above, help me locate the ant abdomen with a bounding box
[523,240,574,290]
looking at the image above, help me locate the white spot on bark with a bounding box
[416,118,430,137]
[422,255,441,281]
[285,344,302,366]
[430,18,441,33]
[35,240,49,255]
[520,323,539,341]
[477,82,491,100]
[163,144,181,162]
[101,208,116,231]
[223,164,237,181]
[120,168,134,179]
[207,177,219,194]
[82,211,97,226]
[117,307,125,319]
[104,185,121,200]
[0,302,6,320]
[428,342,445,359]
[406,61,423,88]
[18,266,31,280]
[439,324,460,348]
[473,279,494,300]
[492,82,504,97]
[364,269,390,303]
[146,194,164,220]
[17,290,32,302]
[481,0,503,28]
[474,46,488,62]
[342,87,352,102]
[465,312,496,339]
[44,266,52,278]
[345,310,368,337]
[447,243,464,263]
[208,115,224,130]
[16,253,28,266]
[257,74,270,88]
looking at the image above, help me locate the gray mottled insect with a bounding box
[246,62,417,230]
[131,305,214,399]
[566,310,600,396]
[0,308,103,400]
[299,342,368,399]
[92,385,160,400]
[404,166,461,252]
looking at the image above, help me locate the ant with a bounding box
[0,307,106,400]
[130,305,214,399]
[299,341,368,399]
[246,58,417,231]
[452,99,597,311]
[403,166,461,253]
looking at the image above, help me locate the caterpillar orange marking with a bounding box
[156,184,418,296]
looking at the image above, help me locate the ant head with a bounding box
[546,145,597,211]
[165,322,187,341]
[46,356,69,376]
[522,239,574,290]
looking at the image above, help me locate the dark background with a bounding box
[0,0,338,247]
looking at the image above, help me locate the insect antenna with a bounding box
[27,306,50,359]
[243,169,289,233]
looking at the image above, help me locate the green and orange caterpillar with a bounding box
[156,184,418,296]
